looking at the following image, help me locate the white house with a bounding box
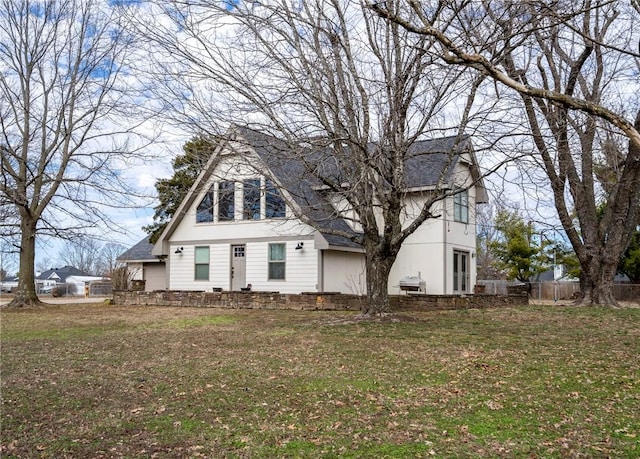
[151,126,487,295]
[117,236,166,292]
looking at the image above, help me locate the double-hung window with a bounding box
[268,243,286,280]
[194,246,210,281]
[453,189,469,224]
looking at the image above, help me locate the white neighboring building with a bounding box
[150,126,487,295]
[35,266,103,295]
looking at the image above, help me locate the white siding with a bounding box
[168,153,315,247]
[143,263,166,291]
[389,160,480,295]
[128,263,143,281]
[211,244,230,290]
[245,241,317,293]
[168,241,317,293]
[323,251,366,294]
[169,245,198,290]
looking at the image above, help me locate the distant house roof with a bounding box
[118,236,159,263]
[153,125,486,255]
[37,266,92,283]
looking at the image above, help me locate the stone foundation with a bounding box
[113,290,528,311]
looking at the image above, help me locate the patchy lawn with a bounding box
[1,303,638,458]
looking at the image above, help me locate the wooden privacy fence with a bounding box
[477,280,640,301]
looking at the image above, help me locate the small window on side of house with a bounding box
[453,189,469,224]
[268,243,285,280]
[194,246,210,281]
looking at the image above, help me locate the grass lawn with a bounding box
[1,303,638,458]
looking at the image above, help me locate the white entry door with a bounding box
[231,245,246,291]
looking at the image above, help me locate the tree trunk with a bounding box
[576,275,618,307]
[574,247,621,307]
[6,217,43,308]
[574,111,640,308]
[362,249,395,316]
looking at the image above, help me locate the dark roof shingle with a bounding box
[118,236,157,262]
[235,127,470,248]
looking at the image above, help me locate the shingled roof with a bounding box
[234,127,364,248]
[153,125,483,255]
[234,127,475,248]
[37,266,92,282]
[118,236,158,262]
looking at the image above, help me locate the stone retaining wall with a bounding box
[113,288,528,311]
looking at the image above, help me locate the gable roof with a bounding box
[36,266,92,283]
[234,128,363,249]
[153,126,486,256]
[118,236,159,263]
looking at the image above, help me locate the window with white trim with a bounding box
[453,189,469,223]
[218,181,235,221]
[243,179,261,220]
[268,243,286,280]
[265,180,285,218]
[196,187,214,223]
[194,246,210,281]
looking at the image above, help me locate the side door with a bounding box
[231,245,246,291]
[453,250,469,294]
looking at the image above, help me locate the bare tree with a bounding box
[132,0,497,314]
[96,242,127,277]
[0,0,148,307]
[35,259,54,275]
[373,0,640,306]
[58,237,103,275]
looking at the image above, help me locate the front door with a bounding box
[231,245,246,291]
[453,250,469,293]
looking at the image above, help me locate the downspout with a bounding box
[443,213,448,294]
[317,249,324,292]
[165,254,171,290]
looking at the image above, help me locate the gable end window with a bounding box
[196,187,214,223]
[194,246,210,280]
[265,179,285,219]
[218,181,235,221]
[453,189,469,224]
[243,179,261,220]
[268,243,286,280]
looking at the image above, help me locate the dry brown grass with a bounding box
[1,303,639,458]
